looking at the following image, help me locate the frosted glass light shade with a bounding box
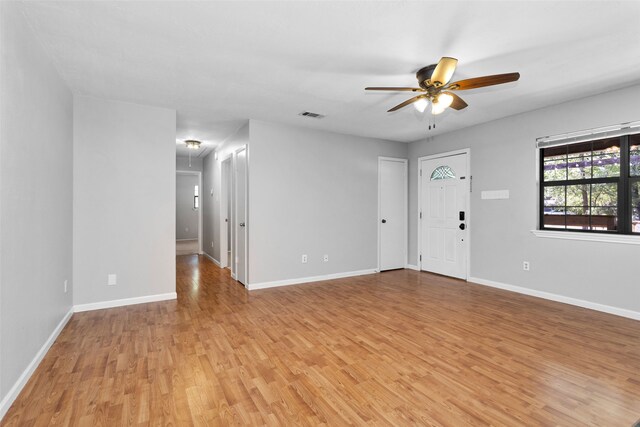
[414,97,429,113]
[431,93,454,115]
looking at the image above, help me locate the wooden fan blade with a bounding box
[445,92,468,110]
[388,95,425,112]
[365,87,425,92]
[430,57,458,86]
[447,72,520,91]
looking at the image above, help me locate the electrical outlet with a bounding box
[64,279,68,293]
[301,254,308,264]
[185,227,189,232]
[211,241,214,248]
[108,274,117,286]
[523,261,530,271]
[323,254,329,262]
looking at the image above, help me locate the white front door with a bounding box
[379,157,407,271]
[420,152,468,279]
[235,147,248,285]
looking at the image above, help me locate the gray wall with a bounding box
[176,173,199,240]
[408,84,640,313]
[73,96,176,305]
[202,123,249,262]
[0,1,73,402]
[176,156,202,172]
[249,120,407,284]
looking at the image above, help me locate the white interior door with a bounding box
[234,147,248,285]
[220,157,232,269]
[379,157,407,271]
[420,152,468,279]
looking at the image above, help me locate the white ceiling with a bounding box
[20,1,640,146]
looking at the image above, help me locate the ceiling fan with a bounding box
[365,57,520,115]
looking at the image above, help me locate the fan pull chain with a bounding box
[427,114,437,131]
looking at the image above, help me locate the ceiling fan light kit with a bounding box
[431,92,454,115]
[366,57,520,123]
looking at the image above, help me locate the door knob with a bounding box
[239,222,245,227]
[381,219,387,223]
[459,223,466,230]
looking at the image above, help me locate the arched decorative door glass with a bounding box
[430,165,455,181]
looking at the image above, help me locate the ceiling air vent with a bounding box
[298,111,325,119]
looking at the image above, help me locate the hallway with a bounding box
[176,239,199,256]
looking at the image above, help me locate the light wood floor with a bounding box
[3,256,640,426]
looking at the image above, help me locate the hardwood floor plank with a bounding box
[2,255,640,425]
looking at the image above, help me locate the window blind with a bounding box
[536,120,640,149]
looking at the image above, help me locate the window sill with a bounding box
[531,230,640,245]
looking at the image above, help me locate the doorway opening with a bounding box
[176,170,203,256]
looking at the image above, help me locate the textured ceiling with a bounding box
[20,1,640,147]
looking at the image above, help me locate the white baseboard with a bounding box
[1,291,179,422]
[0,307,74,420]
[405,264,419,271]
[176,238,198,242]
[203,252,221,267]
[468,276,640,321]
[73,292,177,313]
[248,269,378,291]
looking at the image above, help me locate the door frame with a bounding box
[377,156,408,272]
[417,148,471,280]
[220,154,233,270]
[234,145,249,286]
[176,169,203,255]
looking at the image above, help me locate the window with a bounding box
[430,165,456,180]
[194,185,199,210]
[540,133,640,234]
